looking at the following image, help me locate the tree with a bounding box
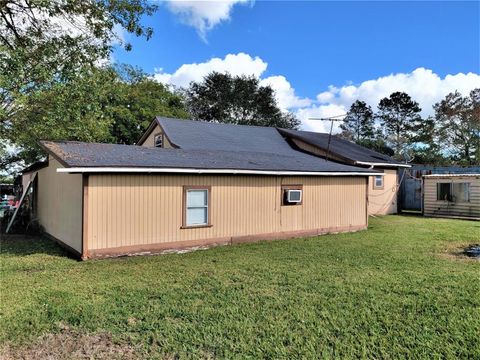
[1,0,157,160]
[185,72,300,129]
[6,65,188,166]
[109,66,188,144]
[434,89,480,165]
[340,100,375,142]
[10,67,118,165]
[0,0,156,94]
[377,92,422,157]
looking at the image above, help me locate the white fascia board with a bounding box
[354,161,411,168]
[57,167,382,176]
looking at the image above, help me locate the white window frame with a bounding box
[373,175,384,189]
[183,187,210,228]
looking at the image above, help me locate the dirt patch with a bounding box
[439,242,480,261]
[0,327,139,360]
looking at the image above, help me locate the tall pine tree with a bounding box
[377,92,422,157]
[340,100,375,142]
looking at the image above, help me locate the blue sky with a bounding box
[113,1,480,131]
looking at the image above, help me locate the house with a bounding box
[422,174,480,220]
[21,117,382,259]
[277,129,410,215]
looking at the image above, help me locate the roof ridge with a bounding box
[156,116,287,130]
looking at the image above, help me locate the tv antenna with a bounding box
[307,114,346,161]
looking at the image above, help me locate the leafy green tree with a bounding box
[109,66,189,144]
[377,92,422,157]
[6,65,188,165]
[434,89,480,165]
[10,67,117,164]
[1,0,157,164]
[0,0,156,96]
[185,72,300,129]
[340,100,375,142]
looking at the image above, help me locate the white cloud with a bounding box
[316,68,480,117]
[154,53,480,133]
[260,76,311,110]
[298,68,480,133]
[164,0,252,40]
[154,52,311,110]
[154,52,267,87]
[297,104,347,133]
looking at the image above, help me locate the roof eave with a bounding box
[57,167,381,176]
[354,161,411,168]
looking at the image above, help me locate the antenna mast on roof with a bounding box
[308,114,346,162]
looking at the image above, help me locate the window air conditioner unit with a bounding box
[286,189,302,203]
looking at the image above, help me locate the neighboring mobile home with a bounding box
[423,174,480,220]
[22,118,382,259]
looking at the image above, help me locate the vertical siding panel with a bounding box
[87,174,368,250]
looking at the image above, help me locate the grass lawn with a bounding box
[1,216,479,358]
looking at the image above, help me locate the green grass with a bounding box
[1,216,479,359]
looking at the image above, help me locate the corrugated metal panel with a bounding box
[37,158,83,252]
[399,165,480,210]
[423,176,480,218]
[87,175,367,250]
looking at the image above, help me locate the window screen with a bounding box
[186,189,208,226]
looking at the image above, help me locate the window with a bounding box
[437,182,471,202]
[281,185,303,205]
[154,133,163,148]
[373,175,384,190]
[437,183,451,201]
[453,183,470,202]
[183,186,210,227]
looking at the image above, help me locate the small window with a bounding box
[373,175,384,189]
[154,133,163,148]
[453,183,470,202]
[437,183,452,201]
[438,182,471,202]
[183,187,210,227]
[282,185,303,205]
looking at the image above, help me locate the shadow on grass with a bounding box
[399,210,422,217]
[0,234,77,260]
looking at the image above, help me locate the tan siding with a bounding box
[37,157,83,252]
[423,176,480,218]
[141,124,173,148]
[289,139,398,215]
[368,169,398,215]
[291,139,349,163]
[87,175,367,251]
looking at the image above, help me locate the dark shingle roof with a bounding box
[40,141,378,174]
[279,128,404,165]
[157,117,296,156]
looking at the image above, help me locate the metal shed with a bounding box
[422,174,480,220]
